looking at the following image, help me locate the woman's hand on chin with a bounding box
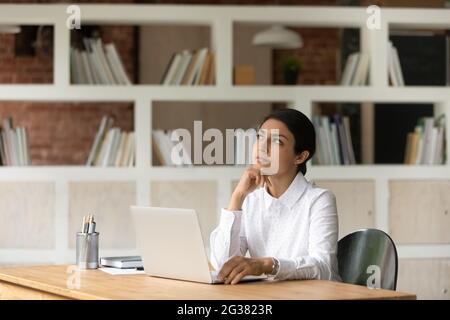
[228,166,266,211]
[234,166,266,197]
[218,256,273,285]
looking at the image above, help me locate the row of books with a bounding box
[340,52,369,86]
[341,43,405,87]
[160,48,215,85]
[404,115,446,165]
[152,129,257,166]
[388,41,405,86]
[0,117,31,166]
[312,115,356,165]
[71,38,131,85]
[87,116,135,167]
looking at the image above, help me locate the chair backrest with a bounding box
[337,228,398,290]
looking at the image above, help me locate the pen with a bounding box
[81,214,96,234]
[88,215,96,233]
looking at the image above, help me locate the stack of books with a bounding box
[312,115,356,165]
[86,115,135,167]
[70,37,132,85]
[152,129,192,166]
[404,115,446,165]
[340,52,370,86]
[160,48,215,85]
[388,41,405,86]
[0,117,31,166]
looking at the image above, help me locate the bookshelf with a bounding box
[0,4,449,299]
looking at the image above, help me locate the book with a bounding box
[351,52,369,86]
[105,43,132,85]
[388,41,405,86]
[86,115,112,166]
[92,38,115,84]
[100,256,143,269]
[340,52,360,86]
[152,130,173,165]
[71,38,131,85]
[198,52,212,85]
[162,53,182,85]
[172,50,192,85]
[162,48,213,86]
[170,129,193,166]
[0,117,31,166]
[312,115,356,165]
[87,117,135,167]
[160,52,177,85]
[405,116,446,165]
[206,52,216,85]
[181,50,200,85]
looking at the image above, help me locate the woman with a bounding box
[210,108,340,284]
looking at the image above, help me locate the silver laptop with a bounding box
[130,205,267,284]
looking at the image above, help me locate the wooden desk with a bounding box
[0,265,416,300]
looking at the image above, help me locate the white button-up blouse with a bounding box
[210,172,341,281]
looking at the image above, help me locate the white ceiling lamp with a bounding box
[252,25,303,49]
[0,25,21,34]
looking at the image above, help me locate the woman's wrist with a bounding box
[227,191,247,211]
[259,257,275,275]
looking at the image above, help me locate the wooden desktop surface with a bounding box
[0,265,416,300]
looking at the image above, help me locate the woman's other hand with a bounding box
[218,256,273,285]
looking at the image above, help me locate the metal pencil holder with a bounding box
[76,232,99,269]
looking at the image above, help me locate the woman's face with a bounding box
[252,118,307,176]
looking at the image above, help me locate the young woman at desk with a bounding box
[210,108,340,285]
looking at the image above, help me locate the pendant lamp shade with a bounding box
[252,25,303,49]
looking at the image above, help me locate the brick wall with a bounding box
[273,28,340,85]
[0,27,53,83]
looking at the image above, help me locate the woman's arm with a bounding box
[210,167,265,271]
[274,190,339,281]
[209,193,249,271]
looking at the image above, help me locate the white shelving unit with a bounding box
[0,5,449,295]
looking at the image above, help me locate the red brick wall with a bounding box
[273,28,340,85]
[0,29,53,83]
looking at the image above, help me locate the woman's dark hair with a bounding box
[260,108,316,175]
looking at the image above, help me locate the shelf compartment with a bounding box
[312,100,444,166]
[151,100,290,166]
[0,25,54,84]
[0,101,134,166]
[387,28,449,87]
[70,23,214,86]
[232,23,361,86]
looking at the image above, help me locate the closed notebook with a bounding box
[100,256,143,269]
